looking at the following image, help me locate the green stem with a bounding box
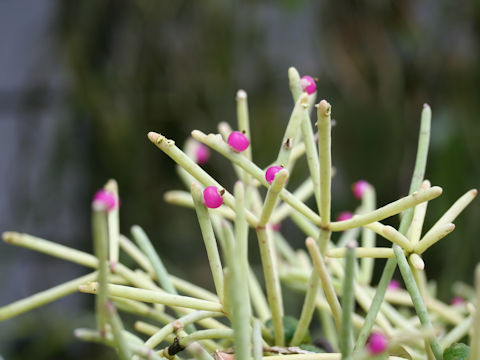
[317,100,332,228]
[415,223,456,254]
[105,301,132,360]
[229,182,252,360]
[259,169,289,227]
[290,271,320,346]
[288,67,303,102]
[78,282,223,312]
[340,244,355,359]
[144,311,223,349]
[92,204,109,335]
[118,234,155,277]
[131,225,177,294]
[305,237,342,333]
[191,182,225,302]
[272,178,314,224]
[276,93,309,167]
[439,316,472,349]
[256,227,284,346]
[253,319,264,360]
[329,186,442,232]
[393,245,443,360]
[104,179,120,263]
[360,186,376,285]
[0,271,97,321]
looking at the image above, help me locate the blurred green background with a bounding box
[0,1,479,358]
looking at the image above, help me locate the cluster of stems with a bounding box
[1,67,478,360]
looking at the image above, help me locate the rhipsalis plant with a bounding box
[1,67,478,360]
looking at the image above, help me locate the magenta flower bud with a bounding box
[387,279,401,291]
[367,332,388,355]
[352,180,370,199]
[336,211,353,222]
[92,189,117,211]
[203,186,224,209]
[265,166,284,185]
[451,296,465,306]
[300,75,317,95]
[227,131,250,152]
[195,143,210,165]
[271,223,282,232]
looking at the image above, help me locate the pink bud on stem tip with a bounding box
[300,75,317,95]
[203,186,224,209]
[227,131,250,152]
[195,143,210,165]
[92,189,117,211]
[265,166,285,185]
[367,332,388,355]
[352,180,370,199]
[388,279,401,291]
[336,211,353,222]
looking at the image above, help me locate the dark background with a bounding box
[0,1,479,359]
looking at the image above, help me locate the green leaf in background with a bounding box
[443,343,470,360]
[265,316,311,346]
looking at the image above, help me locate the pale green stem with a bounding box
[218,121,248,183]
[290,271,320,346]
[253,319,264,360]
[360,186,376,285]
[382,226,414,252]
[170,275,219,302]
[326,247,394,258]
[229,182,252,360]
[256,227,284,345]
[305,237,342,333]
[0,271,97,321]
[329,186,442,232]
[423,188,477,239]
[439,316,472,349]
[112,296,174,324]
[319,308,339,351]
[119,234,155,276]
[259,169,289,227]
[471,264,480,359]
[409,253,425,271]
[188,343,216,360]
[407,180,431,245]
[317,100,332,231]
[273,231,298,265]
[190,130,321,225]
[179,329,234,346]
[288,67,303,101]
[415,223,455,254]
[2,232,98,268]
[131,225,177,295]
[191,182,225,302]
[148,131,259,226]
[262,354,343,360]
[393,245,443,360]
[78,282,223,312]
[104,179,120,263]
[74,328,164,360]
[276,93,309,167]
[236,90,252,161]
[340,244,355,359]
[105,301,132,360]
[272,178,314,224]
[92,205,109,335]
[144,311,223,349]
[248,267,271,322]
[290,210,319,238]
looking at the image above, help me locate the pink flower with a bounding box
[92,189,117,211]
[300,75,317,95]
[195,143,210,165]
[367,332,388,355]
[352,180,370,199]
[203,186,224,209]
[227,131,250,152]
[265,166,284,185]
[450,296,465,306]
[336,211,353,222]
[388,279,402,291]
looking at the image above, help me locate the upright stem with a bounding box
[340,244,356,359]
[104,179,120,263]
[470,264,480,360]
[360,186,376,285]
[92,203,109,335]
[317,100,331,231]
[106,301,132,360]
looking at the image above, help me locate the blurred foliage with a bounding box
[3,0,480,358]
